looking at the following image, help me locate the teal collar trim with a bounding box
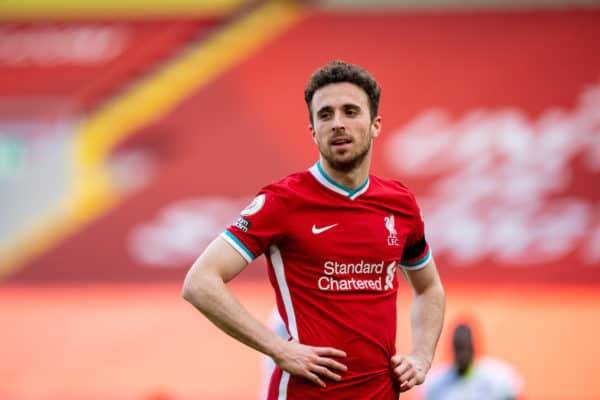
[309,161,370,200]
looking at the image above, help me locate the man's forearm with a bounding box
[182,269,287,360]
[182,238,349,388]
[410,282,445,366]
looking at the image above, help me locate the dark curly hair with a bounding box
[304,60,381,125]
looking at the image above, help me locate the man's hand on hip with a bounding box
[391,353,430,392]
[274,339,347,388]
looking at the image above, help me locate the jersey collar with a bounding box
[309,161,370,200]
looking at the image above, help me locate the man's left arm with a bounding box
[392,257,445,392]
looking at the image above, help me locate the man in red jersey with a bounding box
[182,60,446,399]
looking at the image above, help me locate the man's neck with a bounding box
[319,157,371,190]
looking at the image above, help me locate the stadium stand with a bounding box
[1,0,599,399]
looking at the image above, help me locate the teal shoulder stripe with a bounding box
[401,248,431,268]
[223,231,255,261]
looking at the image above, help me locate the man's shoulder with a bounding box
[260,170,312,194]
[253,170,314,209]
[235,171,311,225]
[370,174,410,191]
[369,175,417,201]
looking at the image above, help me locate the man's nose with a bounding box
[332,111,344,130]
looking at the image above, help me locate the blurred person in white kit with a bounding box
[425,321,523,400]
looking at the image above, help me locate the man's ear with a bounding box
[371,116,382,138]
[309,123,317,143]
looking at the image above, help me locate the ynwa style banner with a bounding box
[4,9,600,284]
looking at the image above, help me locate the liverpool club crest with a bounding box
[384,214,399,246]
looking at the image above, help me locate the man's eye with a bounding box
[346,109,358,116]
[319,112,331,119]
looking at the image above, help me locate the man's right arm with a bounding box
[181,236,347,387]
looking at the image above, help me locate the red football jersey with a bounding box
[222,161,431,400]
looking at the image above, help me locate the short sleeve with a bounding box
[400,194,432,270]
[221,188,285,263]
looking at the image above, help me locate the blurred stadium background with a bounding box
[1,0,600,399]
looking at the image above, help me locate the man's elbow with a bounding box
[435,280,445,298]
[181,275,196,304]
[430,280,445,305]
[418,279,445,307]
[181,267,207,305]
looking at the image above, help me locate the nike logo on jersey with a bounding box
[312,223,338,234]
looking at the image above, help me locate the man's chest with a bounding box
[283,202,412,256]
[273,201,414,293]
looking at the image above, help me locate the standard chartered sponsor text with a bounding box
[319,260,391,291]
[324,260,384,275]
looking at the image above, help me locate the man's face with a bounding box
[310,82,381,172]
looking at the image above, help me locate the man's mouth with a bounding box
[330,137,353,146]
